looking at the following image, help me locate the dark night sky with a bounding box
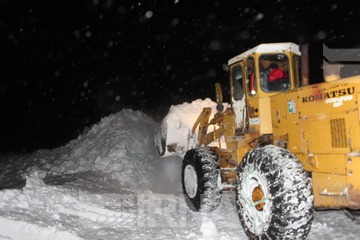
[1,0,360,153]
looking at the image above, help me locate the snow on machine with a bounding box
[155,42,360,239]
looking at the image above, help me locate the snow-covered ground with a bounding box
[0,103,359,240]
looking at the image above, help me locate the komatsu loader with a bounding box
[155,42,360,239]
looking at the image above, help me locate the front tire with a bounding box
[182,147,222,212]
[236,145,313,239]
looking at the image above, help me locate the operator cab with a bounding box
[227,42,302,135]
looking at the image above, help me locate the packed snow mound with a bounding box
[155,98,228,157]
[24,109,159,189]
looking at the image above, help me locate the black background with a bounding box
[1,0,360,153]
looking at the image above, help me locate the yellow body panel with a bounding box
[311,172,348,209]
[247,97,272,135]
[270,78,360,209]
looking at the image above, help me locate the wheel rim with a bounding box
[184,165,198,198]
[238,167,271,235]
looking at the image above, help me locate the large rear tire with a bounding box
[236,145,313,239]
[182,147,222,212]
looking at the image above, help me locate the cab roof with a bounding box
[228,42,301,65]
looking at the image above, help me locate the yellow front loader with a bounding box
[157,42,360,239]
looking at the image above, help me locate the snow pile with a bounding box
[30,109,159,189]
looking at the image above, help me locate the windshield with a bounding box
[259,54,290,92]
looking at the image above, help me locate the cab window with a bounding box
[231,64,244,100]
[258,54,290,92]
